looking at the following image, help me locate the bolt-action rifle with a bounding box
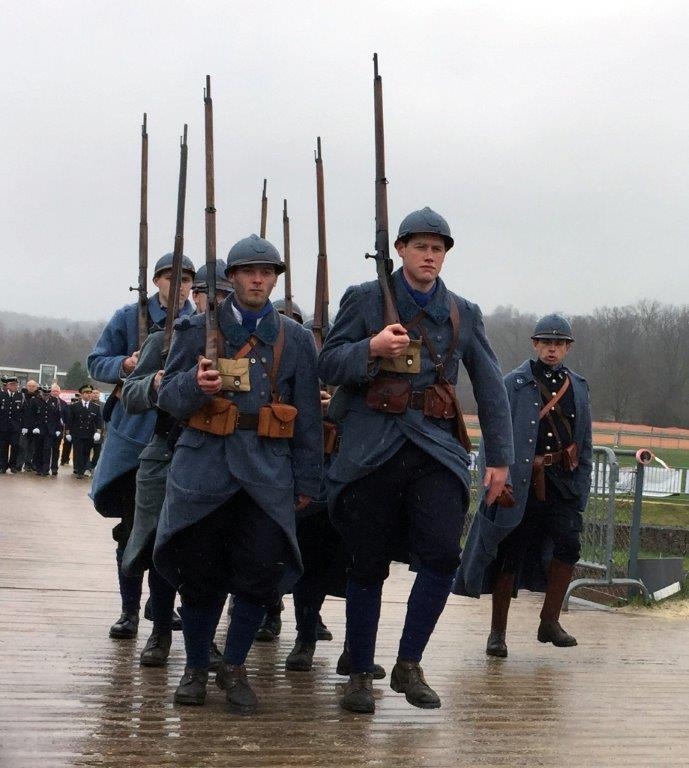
[129,113,148,348]
[312,137,329,352]
[282,199,294,318]
[364,53,400,327]
[162,124,188,357]
[203,75,218,367]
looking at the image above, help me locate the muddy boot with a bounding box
[286,640,316,671]
[254,600,283,642]
[316,614,333,641]
[336,642,386,680]
[486,571,514,658]
[174,667,208,705]
[140,630,172,667]
[340,672,375,714]
[216,662,258,714]
[537,559,577,647]
[390,660,441,709]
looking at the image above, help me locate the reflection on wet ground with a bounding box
[1,473,687,767]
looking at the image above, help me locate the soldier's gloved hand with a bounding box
[369,323,411,359]
[196,357,222,395]
[93,431,101,443]
[65,434,72,442]
[32,428,40,435]
[55,431,61,438]
[21,428,28,435]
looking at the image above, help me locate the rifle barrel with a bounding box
[260,178,268,238]
[313,136,329,350]
[204,75,218,366]
[282,199,294,318]
[137,112,149,348]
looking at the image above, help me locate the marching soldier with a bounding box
[154,234,322,713]
[454,314,592,656]
[87,253,195,640]
[0,377,24,473]
[65,385,103,478]
[318,207,514,713]
[191,259,232,314]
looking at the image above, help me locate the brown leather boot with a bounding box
[537,559,577,647]
[486,571,514,658]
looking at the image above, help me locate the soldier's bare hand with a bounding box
[369,324,410,359]
[483,466,509,506]
[122,350,140,375]
[295,495,312,511]
[196,357,222,395]
[319,389,332,417]
[153,370,165,391]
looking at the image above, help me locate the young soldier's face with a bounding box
[532,338,571,366]
[229,265,278,310]
[396,234,447,291]
[153,270,194,309]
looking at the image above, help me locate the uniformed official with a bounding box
[49,384,67,475]
[318,207,514,713]
[18,380,40,471]
[0,377,24,473]
[87,253,195,640]
[25,386,64,476]
[65,385,103,478]
[154,234,322,713]
[454,314,592,656]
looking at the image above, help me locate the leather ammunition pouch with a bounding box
[365,377,411,414]
[422,383,457,420]
[495,483,515,508]
[323,420,338,455]
[257,402,297,439]
[218,357,251,392]
[379,338,422,374]
[563,442,579,472]
[187,397,239,436]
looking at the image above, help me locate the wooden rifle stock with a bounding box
[312,137,329,351]
[203,75,218,367]
[282,199,294,318]
[129,113,148,349]
[162,125,188,357]
[365,53,399,327]
[260,178,268,238]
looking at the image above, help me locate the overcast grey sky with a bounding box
[2,1,688,323]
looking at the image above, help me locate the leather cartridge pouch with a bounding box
[257,402,298,438]
[423,383,457,419]
[323,420,338,455]
[379,338,422,374]
[187,397,238,436]
[217,357,250,392]
[563,442,579,472]
[495,483,515,508]
[365,377,411,414]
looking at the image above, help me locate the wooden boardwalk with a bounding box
[1,471,688,768]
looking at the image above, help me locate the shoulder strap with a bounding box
[215,328,258,360]
[537,376,570,420]
[411,299,460,381]
[268,317,286,402]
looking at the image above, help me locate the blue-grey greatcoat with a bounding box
[87,294,193,516]
[453,358,592,598]
[153,302,323,595]
[119,331,172,575]
[318,268,514,507]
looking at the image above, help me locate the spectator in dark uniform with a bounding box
[26,386,63,476]
[18,380,39,471]
[49,384,67,476]
[65,385,103,479]
[0,377,24,473]
[87,388,103,472]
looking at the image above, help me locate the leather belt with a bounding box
[408,390,426,410]
[236,413,259,430]
[532,450,563,501]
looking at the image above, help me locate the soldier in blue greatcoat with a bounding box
[454,314,592,658]
[318,207,514,714]
[154,235,322,713]
[87,253,195,640]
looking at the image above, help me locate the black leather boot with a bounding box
[254,600,283,642]
[340,672,375,714]
[486,571,514,658]
[174,667,208,705]
[390,660,440,709]
[139,631,172,667]
[216,662,258,714]
[538,559,577,647]
[336,642,386,679]
[285,640,316,671]
[109,611,139,639]
[316,614,333,641]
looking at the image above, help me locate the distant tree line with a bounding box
[3,301,689,427]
